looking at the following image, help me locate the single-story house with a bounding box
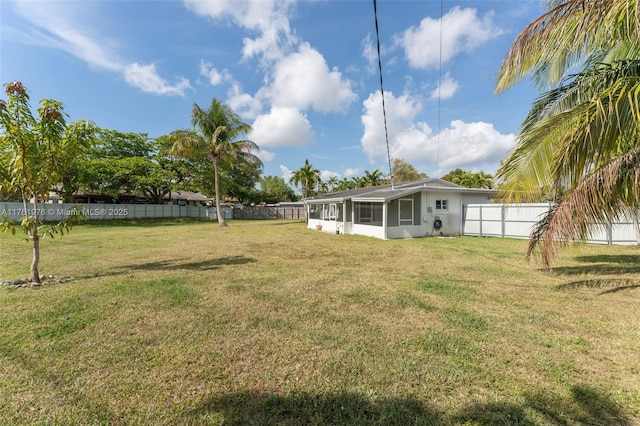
[166,191,212,206]
[62,190,211,205]
[305,178,495,239]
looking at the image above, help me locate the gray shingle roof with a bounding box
[306,178,494,203]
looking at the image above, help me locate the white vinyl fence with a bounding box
[0,202,233,222]
[463,203,639,246]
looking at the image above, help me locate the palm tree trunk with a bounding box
[213,156,228,227]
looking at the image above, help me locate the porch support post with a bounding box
[341,202,346,234]
[383,202,388,240]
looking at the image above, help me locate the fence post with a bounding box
[479,205,483,237]
[501,204,506,237]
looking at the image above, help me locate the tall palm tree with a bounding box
[337,178,355,191]
[290,159,320,199]
[169,98,261,227]
[495,0,640,266]
[327,176,339,192]
[351,176,367,188]
[363,169,384,187]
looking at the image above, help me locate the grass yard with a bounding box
[1,219,639,425]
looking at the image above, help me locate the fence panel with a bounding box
[233,207,306,220]
[464,203,638,246]
[503,204,550,238]
[0,202,231,222]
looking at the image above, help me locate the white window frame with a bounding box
[327,203,337,220]
[399,198,413,225]
[435,199,448,212]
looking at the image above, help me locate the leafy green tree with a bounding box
[442,168,493,189]
[0,81,94,284]
[81,131,179,204]
[169,98,261,226]
[495,0,640,266]
[440,168,464,183]
[90,128,151,158]
[219,155,263,205]
[290,159,320,199]
[392,158,427,183]
[259,175,297,203]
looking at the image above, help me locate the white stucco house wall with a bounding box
[305,178,495,239]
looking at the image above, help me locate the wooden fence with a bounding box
[233,206,306,220]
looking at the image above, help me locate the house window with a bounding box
[399,198,413,225]
[435,199,448,211]
[327,204,337,220]
[359,203,372,222]
[309,204,322,219]
[355,202,383,226]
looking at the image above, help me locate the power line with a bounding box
[436,0,443,178]
[373,0,394,189]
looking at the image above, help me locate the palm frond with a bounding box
[527,146,640,267]
[167,129,208,159]
[496,0,640,93]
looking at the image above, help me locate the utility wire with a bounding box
[436,0,443,178]
[373,0,394,189]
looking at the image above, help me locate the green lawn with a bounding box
[1,219,639,425]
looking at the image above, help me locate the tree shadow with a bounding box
[457,385,634,425]
[551,255,640,276]
[81,218,206,228]
[119,256,257,272]
[550,254,640,293]
[182,385,635,425]
[183,390,441,425]
[557,278,640,294]
[264,219,307,226]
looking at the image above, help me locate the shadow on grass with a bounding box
[551,254,640,294]
[260,219,307,226]
[551,255,640,276]
[184,391,440,425]
[81,218,207,228]
[183,386,634,425]
[557,278,640,294]
[456,385,633,425]
[120,256,257,271]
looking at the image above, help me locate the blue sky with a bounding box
[1,0,546,187]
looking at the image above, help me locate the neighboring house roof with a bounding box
[167,191,211,202]
[306,178,495,203]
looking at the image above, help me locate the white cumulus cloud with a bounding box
[11,0,192,96]
[395,6,504,69]
[280,164,293,182]
[199,60,231,85]
[268,43,357,113]
[227,83,264,120]
[182,0,297,62]
[361,90,423,162]
[430,73,459,100]
[124,63,191,96]
[361,90,515,175]
[251,107,315,148]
